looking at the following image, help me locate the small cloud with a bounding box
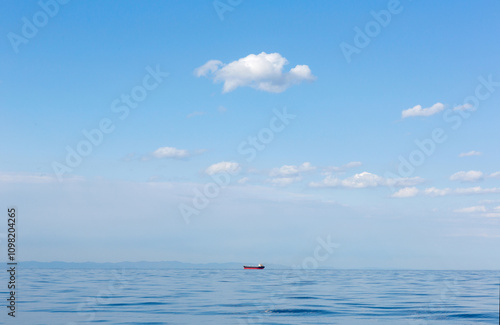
[454,206,486,213]
[205,161,240,175]
[147,175,165,182]
[0,172,56,183]
[218,106,227,113]
[324,161,362,173]
[122,153,138,162]
[268,162,314,186]
[194,60,222,77]
[152,147,190,159]
[0,172,83,183]
[424,187,452,197]
[401,102,445,119]
[459,150,482,157]
[270,176,302,186]
[424,186,500,196]
[489,171,500,179]
[238,177,249,184]
[450,170,483,182]
[454,187,500,195]
[392,187,418,198]
[392,187,419,198]
[484,213,500,218]
[270,162,315,177]
[187,111,206,118]
[453,103,474,111]
[195,52,316,93]
[310,171,423,189]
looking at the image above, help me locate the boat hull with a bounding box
[243,266,265,269]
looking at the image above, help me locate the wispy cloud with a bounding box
[450,170,483,182]
[205,161,240,175]
[187,111,205,118]
[391,187,419,198]
[268,162,315,186]
[459,150,482,157]
[454,187,500,195]
[453,103,474,111]
[424,187,452,197]
[237,177,249,184]
[310,171,423,188]
[270,162,315,177]
[454,205,486,213]
[401,102,445,118]
[0,172,55,183]
[489,171,500,179]
[324,161,362,173]
[195,52,316,93]
[152,146,190,159]
[0,172,82,183]
[423,186,500,196]
[270,176,302,186]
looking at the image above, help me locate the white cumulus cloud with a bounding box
[152,147,190,159]
[270,162,315,177]
[392,187,419,198]
[195,52,316,93]
[401,102,445,119]
[268,162,314,186]
[205,161,240,175]
[450,170,483,182]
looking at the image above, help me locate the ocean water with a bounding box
[1,268,498,324]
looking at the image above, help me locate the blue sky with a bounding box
[1,0,500,269]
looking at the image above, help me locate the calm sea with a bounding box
[1,268,498,324]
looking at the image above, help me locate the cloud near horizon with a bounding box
[489,171,500,178]
[393,186,500,198]
[450,170,484,182]
[194,52,316,93]
[310,171,423,189]
[401,102,445,118]
[454,205,487,213]
[269,162,315,186]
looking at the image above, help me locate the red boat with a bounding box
[243,264,265,269]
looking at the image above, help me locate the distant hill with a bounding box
[19,261,289,269]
